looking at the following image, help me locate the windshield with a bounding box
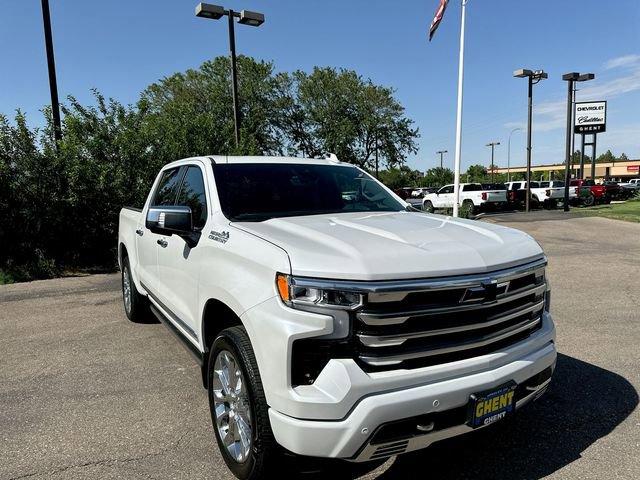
[214,163,405,222]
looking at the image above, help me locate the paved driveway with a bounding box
[1,213,638,479]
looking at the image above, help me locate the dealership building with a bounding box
[493,159,640,181]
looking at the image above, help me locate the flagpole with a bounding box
[452,0,467,218]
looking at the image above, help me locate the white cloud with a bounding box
[504,54,640,134]
[604,54,640,70]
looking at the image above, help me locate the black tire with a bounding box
[121,256,149,322]
[583,193,595,207]
[461,199,476,217]
[423,200,434,213]
[547,199,558,210]
[208,326,279,480]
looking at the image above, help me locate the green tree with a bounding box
[277,67,419,169]
[571,149,591,163]
[378,166,424,190]
[422,167,453,187]
[465,164,489,183]
[596,149,616,163]
[140,56,284,159]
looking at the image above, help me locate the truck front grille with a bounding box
[290,258,547,383]
[353,259,546,372]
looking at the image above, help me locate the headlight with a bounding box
[276,273,363,310]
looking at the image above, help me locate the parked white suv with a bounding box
[422,183,507,215]
[118,156,556,479]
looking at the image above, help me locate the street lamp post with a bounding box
[562,72,595,211]
[486,142,500,183]
[436,150,448,169]
[40,0,62,148]
[196,3,265,148]
[507,127,522,183]
[514,69,547,212]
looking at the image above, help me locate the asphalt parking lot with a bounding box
[1,212,639,480]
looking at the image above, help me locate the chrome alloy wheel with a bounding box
[212,350,253,463]
[122,266,132,314]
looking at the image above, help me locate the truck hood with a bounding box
[233,211,543,280]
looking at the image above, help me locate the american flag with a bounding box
[429,0,449,41]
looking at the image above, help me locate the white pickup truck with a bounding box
[422,183,507,215]
[506,181,566,208]
[118,156,556,480]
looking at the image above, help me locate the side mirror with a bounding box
[146,205,193,234]
[146,206,201,248]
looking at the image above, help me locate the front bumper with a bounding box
[267,337,556,460]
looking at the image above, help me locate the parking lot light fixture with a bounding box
[238,10,265,26]
[195,3,224,19]
[514,68,547,212]
[486,142,500,183]
[437,150,448,169]
[195,3,265,147]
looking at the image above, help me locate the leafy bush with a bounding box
[0,56,419,281]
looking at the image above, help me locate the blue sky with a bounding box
[1,0,639,171]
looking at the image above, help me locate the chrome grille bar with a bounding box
[290,257,546,295]
[358,300,544,347]
[358,283,545,326]
[359,316,541,367]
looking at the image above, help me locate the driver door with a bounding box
[435,185,454,208]
[155,164,210,340]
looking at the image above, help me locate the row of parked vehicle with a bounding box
[397,178,639,215]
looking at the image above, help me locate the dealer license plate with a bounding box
[468,382,517,428]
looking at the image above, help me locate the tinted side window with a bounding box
[152,168,182,206]
[463,184,482,192]
[439,185,453,194]
[540,182,550,187]
[176,166,208,229]
[530,182,540,188]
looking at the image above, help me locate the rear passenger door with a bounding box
[155,164,210,341]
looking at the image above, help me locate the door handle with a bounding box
[136,229,144,236]
[157,239,168,248]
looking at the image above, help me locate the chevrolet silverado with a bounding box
[118,156,556,479]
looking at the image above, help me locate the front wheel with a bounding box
[582,193,595,207]
[209,326,279,480]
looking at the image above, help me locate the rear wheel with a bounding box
[121,256,149,322]
[461,199,476,217]
[422,200,434,213]
[209,326,279,480]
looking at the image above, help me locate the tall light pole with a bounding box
[436,150,448,169]
[507,127,522,183]
[514,69,547,212]
[196,3,265,148]
[486,142,500,183]
[41,0,62,148]
[562,72,595,211]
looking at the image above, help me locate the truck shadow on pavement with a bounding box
[290,353,638,480]
[369,353,639,480]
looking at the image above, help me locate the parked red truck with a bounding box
[568,179,618,206]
